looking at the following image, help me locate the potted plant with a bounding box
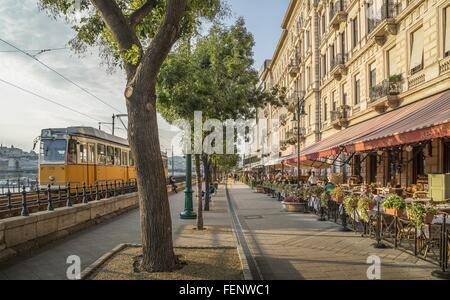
[382,195,406,217]
[343,195,358,216]
[282,195,306,212]
[320,191,330,209]
[424,206,437,224]
[357,196,373,222]
[331,186,344,203]
[406,203,426,228]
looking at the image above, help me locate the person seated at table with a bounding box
[308,171,319,186]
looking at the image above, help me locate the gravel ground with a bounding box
[90,246,243,280]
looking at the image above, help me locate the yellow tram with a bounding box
[38,127,168,187]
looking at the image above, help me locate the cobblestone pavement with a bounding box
[0,186,233,280]
[227,182,440,280]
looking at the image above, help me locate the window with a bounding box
[97,144,106,164]
[354,76,360,105]
[369,63,377,89]
[308,104,312,126]
[106,146,114,165]
[332,91,337,111]
[129,151,135,167]
[122,151,129,166]
[323,100,328,121]
[41,139,67,163]
[387,47,398,77]
[445,6,450,57]
[88,144,95,164]
[114,148,121,166]
[68,139,77,164]
[352,17,359,49]
[321,14,326,35]
[321,54,327,78]
[79,143,88,163]
[410,27,424,74]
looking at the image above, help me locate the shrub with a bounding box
[283,195,305,203]
[357,197,372,222]
[343,195,359,216]
[382,195,406,210]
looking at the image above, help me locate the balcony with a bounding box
[330,53,348,81]
[288,59,300,78]
[330,105,350,130]
[329,1,347,30]
[367,1,399,46]
[284,128,306,145]
[279,113,288,126]
[369,78,402,113]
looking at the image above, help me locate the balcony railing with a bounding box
[330,105,350,129]
[330,53,348,70]
[329,1,347,29]
[368,1,400,34]
[288,59,300,77]
[369,79,402,102]
[329,1,347,22]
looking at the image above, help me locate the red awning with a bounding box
[296,90,450,160]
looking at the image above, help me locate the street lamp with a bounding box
[180,153,196,219]
[291,91,306,188]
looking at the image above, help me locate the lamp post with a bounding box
[180,154,196,219]
[291,91,306,188]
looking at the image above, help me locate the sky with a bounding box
[0,0,289,154]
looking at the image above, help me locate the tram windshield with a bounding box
[40,139,67,163]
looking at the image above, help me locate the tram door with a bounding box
[87,143,97,185]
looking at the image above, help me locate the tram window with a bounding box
[97,144,106,164]
[115,148,121,165]
[122,151,129,166]
[79,144,88,163]
[68,140,77,164]
[129,151,135,167]
[88,144,95,164]
[41,139,66,163]
[106,146,114,165]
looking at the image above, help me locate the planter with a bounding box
[282,202,306,213]
[425,213,435,224]
[255,186,264,193]
[384,208,405,217]
[332,197,343,204]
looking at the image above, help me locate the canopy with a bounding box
[298,90,450,160]
[282,155,332,169]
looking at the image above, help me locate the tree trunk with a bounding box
[195,154,203,230]
[202,154,211,211]
[126,84,177,272]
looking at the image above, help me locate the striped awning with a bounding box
[299,90,450,160]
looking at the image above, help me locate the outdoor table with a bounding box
[405,198,432,204]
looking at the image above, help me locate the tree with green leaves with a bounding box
[157,18,285,228]
[39,0,226,272]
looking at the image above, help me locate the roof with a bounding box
[42,127,129,147]
[299,89,450,160]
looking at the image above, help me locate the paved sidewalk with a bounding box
[227,182,439,280]
[0,186,234,280]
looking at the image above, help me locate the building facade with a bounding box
[249,0,450,188]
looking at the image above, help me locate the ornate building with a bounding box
[249,0,450,187]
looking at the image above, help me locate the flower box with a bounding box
[424,212,435,224]
[282,201,306,213]
[384,208,405,217]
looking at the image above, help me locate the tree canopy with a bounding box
[38,0,229,73]
[157,18,286,124]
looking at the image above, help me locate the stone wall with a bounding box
[0,193,139,263]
